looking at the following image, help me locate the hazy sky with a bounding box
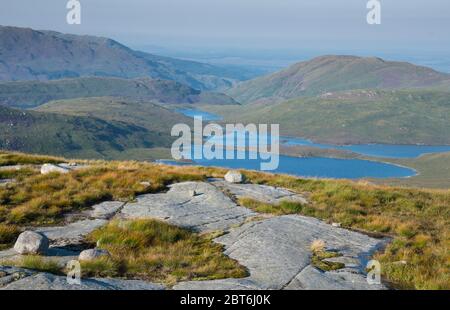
[1,0,449,54]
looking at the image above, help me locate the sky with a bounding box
[1,0,450,69]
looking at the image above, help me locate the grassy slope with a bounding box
[227,55,450,103]
[0,77,237,109]
[0,151,448,289]
[373,152,450,189]
[0,106,166,159]
[202,89,450,145]
[35,96,192,134]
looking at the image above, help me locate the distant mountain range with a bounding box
[0,77,237,109]
[0,25,259,91]
[1,25,449,157]
[227,55,450,103]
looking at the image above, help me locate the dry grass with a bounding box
[241,171,450,289]
[0,161,207,226]
[0,224,21,250]
[81,219,248,285]
[310,239,326,253]
[7,255,62,274]
[0,151,448,289]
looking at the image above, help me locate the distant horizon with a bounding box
[3,22,450,74]
[1,0,450,72]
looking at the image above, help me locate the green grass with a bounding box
[238,197,305,215]
[311,251,345,272]
[7,256,62,274]
[204,89,450,145]
[82,219,248,285]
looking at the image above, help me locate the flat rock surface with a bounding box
[174,215,387,290]
[35,219,108,247]
[211,180,308,205]
[88,201,125,219]
[0,266,164,290]
[120,182,256,232]
[0,180,388,290]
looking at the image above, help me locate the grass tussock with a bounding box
[82,219,248,285]
[238,197,304,215]
[0,224,21,250]
[8,255,62,274]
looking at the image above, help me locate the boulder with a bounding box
[14,231,49,255]
[40,164,70,175]
[224,171,245,184]
[79,249,110,261]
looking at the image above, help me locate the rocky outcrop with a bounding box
[1,180,388,290]
[174,215,386,290]
[40,164,70,175]
[79,249,110,261]
[120,182,256,232]
[0,266,164,290]
[35,219,108,247]
[212,179,308,205]
[88,201,125,220]
[13,231,49,255]
[224,171,245,183]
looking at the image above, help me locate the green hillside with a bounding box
[0,77,237,109]
[227,55,450,103]
[205,89,450,145]
[35,96,192,134]
[0,106,169,158]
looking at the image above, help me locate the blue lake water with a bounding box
[176,108,223,121]
[159,156,416,179]
[176,108,450,159]
[170,108,450,179]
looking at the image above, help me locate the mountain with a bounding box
[0,106,170,158]
[0,77,237,109]
[211,89,450,145]
[227,55,450,103]
[0,25,257,90]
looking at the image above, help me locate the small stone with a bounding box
[68,162,77,167]
[78,249,110,261]
[14,231,49,255]
[140,181,151,187]
[332,223,341,228]
[224,171,245,184]
[40,164,70,175]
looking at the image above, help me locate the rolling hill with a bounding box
[227,55,450,103]
[0,25,258,90]
[0,77,237,109]
[207,89,450,145]
[35,96,193,134]
[0,105,169,158]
